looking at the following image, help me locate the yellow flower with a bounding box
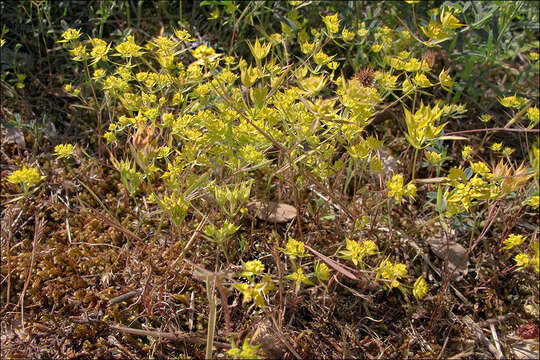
[68,44,88,61]
[514,253,531,270]
[503,234,526,250]
[174,29,193,42]
[425,151,443,165]
[413,73,431,88]
[342,27,355,42]
[470,161,491,177]
[93,68,106,80]
[7,165,44,192]
[322,13,340,34]
[404,58,430,72]
[479,114,492,123]
[54,143,75,159]
[247,38,272,62]
[340,238,378,267]
[58,28,82,43]
[371,43,383,53]
[420,21,450,40]
[403,101,445,149]
[439,69,454,90]
[357,22,369,37]
[529,52,539,61]
[413,276,428,300]
[499,94,528,109]
[402,78,414,94]
[490,142,502,152]
[284,238,307,259]
[191,44,220,66]
[462,145,473,160]
[300,41,315,54]
[326,61,339,70]
[377,258,407,288]
[150,35,176,56]
[527,106,539,126]
[387,174,416,203]
[89,38,111,64]
[242,260,265,277]
[314,261,330,282]
[114,35,144,58]
[314,50,331,65]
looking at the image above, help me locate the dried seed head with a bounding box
[354,67,375,87]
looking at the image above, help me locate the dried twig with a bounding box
[304,244,357,280]
[85,207,145,243]
[109,289,142,305]
[18,213,45,329]
[1,208,14,313]
[269,313,302,360]
[110,324,230,349]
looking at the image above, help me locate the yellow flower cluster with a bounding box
[286,267,314,286]
[233,261,275,308]
[403,101,446,150]
[377,258,408,288]
[7,166,44,193]
[284,238,308,259]
[241,260,265,277]
[503,234,527,250]
[387,174,417,204]
[340,238,378,267]
[322,13,340,35]
[514,241,539,274]
[228,339,260,360]
[413,276,428,300]
[53,143,75,159]
[499,94,528,109]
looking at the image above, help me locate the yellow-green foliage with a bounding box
[57,4,538,330]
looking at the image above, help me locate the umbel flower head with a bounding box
[7,165,44,193]
[53,143,75,159]
[386,174,416,203]
[58,28,82,43]
[247,38,271,63]
[403,101,446,149]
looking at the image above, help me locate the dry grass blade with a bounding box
[18,213,45,329]
[84,207,145,243]
[205,277,217,359]
[110,325,230,349]
[304,244,357,281]
[1,208,14,313]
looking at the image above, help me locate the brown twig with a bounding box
[304,244,357,281]
[109,289,142,305]
[216,281,231,334]
[110,324,230,349]
[1,208,14,313]
[83,207,145,244]
[440,127,539,138]
[18,213,45,329]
